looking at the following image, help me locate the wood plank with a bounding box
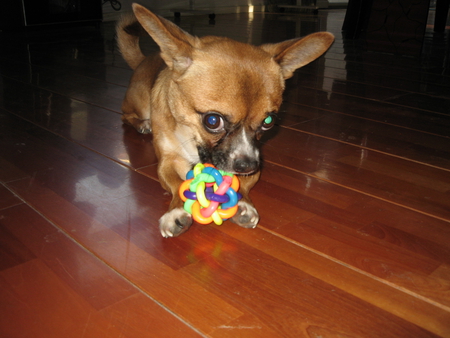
[275,216,450,306]
[99,293,204,338]
[1,205,138,310]
[262,126,450,220]
[0,59,126,112]
[0,53,132,87]
[0,205,203,338]
[0,261,202,338]
[282,85,450,136]
[0,117,243,333]
[0,224,35,271]
[322,49,450,79]
[181,226,440,338]
[215,225,450,337]
[6,177,245,333]
[257,163,450,249]
[298,59,450,97]
[250,164,450,308]
[1,259,129,338]
[279,104,450,170]
[0,157,29,183]
[0,86,158,169]
[0,27,130,70]
[294,69,412,102]
[294,61,450,114]
[0,185,22,210]
[386,92,450,114]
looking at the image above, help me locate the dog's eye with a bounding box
[203,113,225,132]
[261,114,276,131]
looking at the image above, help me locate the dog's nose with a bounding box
[233,157,259,174]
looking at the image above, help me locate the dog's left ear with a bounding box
[132,3,197,74]
[261,32,334,79]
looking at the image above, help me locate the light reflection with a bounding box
[247,5,254,43]
[305,176,312,191]
[313,168,330,180]
[358,134,369,167]
[186,240,238,282]
[322,77,334,100]
[70,100,88,141]
[73,173,145,233]
[74,174,127,204]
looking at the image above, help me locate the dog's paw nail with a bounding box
[231,201,259,229]
[160,229,170,238]
[159,209,192,238]
[164,232,173,238]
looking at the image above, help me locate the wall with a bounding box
[102,0,348,21]
[102,0,267,20]
[140,0,266,14]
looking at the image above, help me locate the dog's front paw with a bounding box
[159,208,192,238]
[231,201,259,229]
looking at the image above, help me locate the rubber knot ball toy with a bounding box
[179,163,241,225]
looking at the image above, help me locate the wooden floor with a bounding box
[1,9,450,337]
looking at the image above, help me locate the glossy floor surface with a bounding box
[1,9,450,338]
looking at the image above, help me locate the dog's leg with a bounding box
[121,90,152,134]
[157,159,193,238]
[231,172,260,229]
[121,114,152,134]
[121,55,165,134]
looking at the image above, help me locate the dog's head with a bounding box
[133,4,334,175]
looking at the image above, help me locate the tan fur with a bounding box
[116,14,146,70]
[117,4,334,237]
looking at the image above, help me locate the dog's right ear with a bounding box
[132,3,197,74]
[261,32,334,79]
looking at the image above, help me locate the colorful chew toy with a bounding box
[179,163,241,225]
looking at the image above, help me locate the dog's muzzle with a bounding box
[233,156,259,174]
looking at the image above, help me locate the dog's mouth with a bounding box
[197,160,259,176]
[197,146,260,175]
[227,156,260,175]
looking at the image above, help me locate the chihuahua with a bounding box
[117,4,334,237]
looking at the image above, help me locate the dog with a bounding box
[117,3,334,237]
